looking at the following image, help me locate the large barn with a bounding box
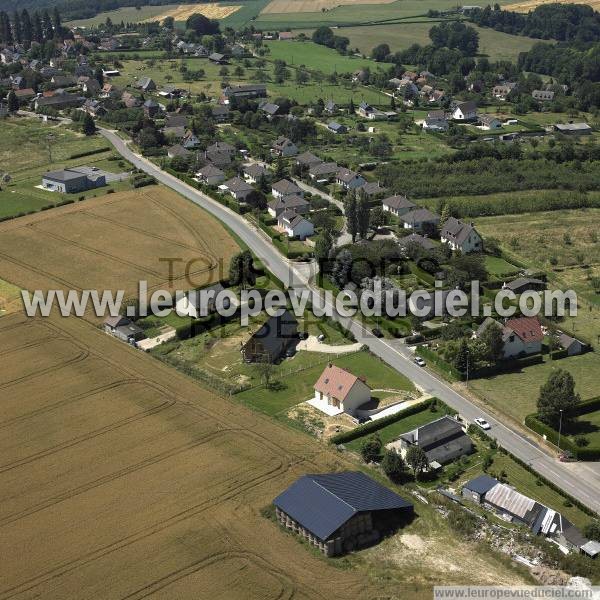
[273,471,413,556]
[241,310,298,363]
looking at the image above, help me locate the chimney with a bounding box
[328,362,333,368]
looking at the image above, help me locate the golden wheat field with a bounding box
[0,186,238,317]
[142,3,241,22]
[261,0,396,13]
[504,0,600,11]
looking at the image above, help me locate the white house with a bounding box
[401,208,440,232]
[175,283,227,318]
[196,164,225,186]
[476,316,543,359]
[268,195,309,218]
[382,195,416,217]
[310,363,370,416]
[452,101,477,121]
[479,114,502,130]
[271,178,304,200]
[277,210,314,240]
[441,217,483,253]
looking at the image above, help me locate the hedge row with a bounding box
[416,346,463,381]
[525,411,600,461]
[471,354,544,378]
[68,147,111,159]
[329,398,438,445]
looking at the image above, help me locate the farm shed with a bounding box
[273,472,413,556]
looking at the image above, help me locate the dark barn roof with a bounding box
[250,309,298,356]
[464,474,498,496]
[274,471,412,541]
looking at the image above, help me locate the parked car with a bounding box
[474,417,491,430]
[414,357,426,367]
[358,416,371,424]
[372,328,383,338]
[317,334,326,342]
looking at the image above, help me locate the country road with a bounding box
[100,128,600,514]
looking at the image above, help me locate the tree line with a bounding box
[468,3,600,43]
[0,7,63,46]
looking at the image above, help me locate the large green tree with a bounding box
[405,445,428,479]
[537,369,580,428]
[381,449,406,482]
[360,434,382,463]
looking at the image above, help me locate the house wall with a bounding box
[462,488,484,504]
[502,336,541,359]
[287,220,314,240]
[341,380,371,415]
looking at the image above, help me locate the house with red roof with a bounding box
[476,316,543,359]
[310,363,370,416]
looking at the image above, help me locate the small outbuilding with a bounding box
[462,474,498,504]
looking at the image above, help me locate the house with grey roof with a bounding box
[309,161,338,183]
[219,176,254,202]
[462,474,498,503]
[278,210,314,239]
[167,144,191,159]
[243,163,270,183]
[554,122,592,136]
[103,315,146,344]
[393,415,472,469]
[441,217,483,253]
[503,277,545,295]
[358,181,387,198]
[268,195,309,218]
[327,121,347,134]
[400,208,440,233]
[42,169,106,193]
[479,114,502,130]
[196,164,225,186]
[272,136,298,157]
[532,89,554,102]
[272,178,303,200]
[295,151,322,168]
[558,334,586,356]
[143,98,160,118]
[398,233,437,252]
[136,77,156,92]
[452,101,477,121]
[382,195,416,216]
[423,110,448,131]
[336,168,365,190]
[273,471,413,556]
[259,102,280,118]
[223,84,266,100]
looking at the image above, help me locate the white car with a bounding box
[414,357,426,367]
[474,417,491,430]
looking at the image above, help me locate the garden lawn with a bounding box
[345,403,452,451]
[565,408,600,448]
[484,255,521,279]
[234,349,414,415]
[469,353,600,424]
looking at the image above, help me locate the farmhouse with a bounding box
[476,316,543,359]
[395,415,472,468]
[277,210,314,240]
[278,31,296,40]
[382,195,416,216]
[272,136,298,157]
[400,208,440,233]
[310,363,370,416]
[479,114,502,130]
[492,83,516,100]
[211,104,231,122]
[103,315,145,344]
[136,77,156,92]
[34,93,83,111]
[268,195,309,218]
[335,168,365,191]
[42,169,106,193]
[452,101,477,121]
[273,471,413,557]
[440,217,483,253]
[241,309,298,363]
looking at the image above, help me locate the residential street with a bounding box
[100,128,600,514]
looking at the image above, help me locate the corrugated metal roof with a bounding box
[485,483,535,519]
[273,472,412,541]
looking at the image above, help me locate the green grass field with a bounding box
[264,40,385,73]
[484,255,521,278]
[300,22,540,62]
[566,408,600,447]
[235,349,415,415]
[469,353,600,424]
[0,117,130,219]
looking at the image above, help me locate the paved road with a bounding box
[100,128,600,514]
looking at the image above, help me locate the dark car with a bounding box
[372,328,384,338]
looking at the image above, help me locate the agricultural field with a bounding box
[0,277,21,316]
[252,0,517,29]
[504,0,600,11]
[66,3,240,27]
[261,0,397,14]
[0,186,239,321]
[0,117,131,219]
[328,22,542,62]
